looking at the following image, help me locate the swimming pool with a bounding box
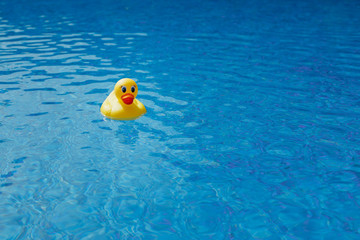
[1,0,360,239]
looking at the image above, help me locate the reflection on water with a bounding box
[1,0,360,238]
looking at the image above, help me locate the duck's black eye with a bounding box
[121,86,127,93]
[131,86,135,93]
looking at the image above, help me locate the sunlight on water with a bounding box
[1,0,360,239]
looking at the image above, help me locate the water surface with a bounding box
[1,0,360,239]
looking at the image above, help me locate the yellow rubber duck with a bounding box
[100,78,146,120]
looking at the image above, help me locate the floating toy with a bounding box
[100,78,146,120]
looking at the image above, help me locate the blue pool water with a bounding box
[1,0,360,239]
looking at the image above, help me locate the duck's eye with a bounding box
[131,86,135,93]
[121,86,127,93]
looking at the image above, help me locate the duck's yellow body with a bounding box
[100,78,146,120]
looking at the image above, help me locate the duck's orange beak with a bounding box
[121,93,134,105]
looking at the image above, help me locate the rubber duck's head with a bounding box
[114,78,139,105]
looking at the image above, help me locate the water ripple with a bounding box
[1,0,360,239]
